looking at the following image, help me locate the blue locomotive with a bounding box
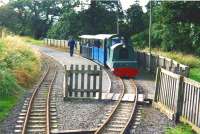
[79,34,138,77]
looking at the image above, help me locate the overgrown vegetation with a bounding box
[142,48,200,82]
[0,36,41,121]
[20,36,43,46]
[165,123,196,134]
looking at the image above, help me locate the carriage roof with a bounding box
[79,34,117,40]
[110,43,123,49]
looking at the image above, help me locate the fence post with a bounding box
[87,65,91,97]
[99,66,102,100]
[185,66,190,77]
[169,59,173,72]
[154,67,161,102]
[175,75,184,122]
[69,65,73,97]
[64,65,68,98]
[163,58,166,69]
[75,65,79,97]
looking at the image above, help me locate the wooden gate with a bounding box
[154,67,200,133]
[64,64,102,99]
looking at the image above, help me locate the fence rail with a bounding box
[64,64,102,99]
[137,51,190,77]
[44,38,68,48]
[154,67,200,133]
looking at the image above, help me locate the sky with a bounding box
[0,0,149,11]
[120,0,149,11]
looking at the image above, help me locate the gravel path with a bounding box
[32,45,111,93]
[130,67,175,134]
[49,50,116,130]
[134,104,175,134]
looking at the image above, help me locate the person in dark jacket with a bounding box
[68,37,76,57]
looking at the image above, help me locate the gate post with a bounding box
[99,67,102,100]
[154,67,161,102]
[64,65,68,98]
[175,75,184,122]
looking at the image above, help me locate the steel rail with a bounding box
[46,70,57,134]
[21,62,57,134]
[95,77,125,134]
[21,63,50,134]
[95,79,138,134]
[121,80,138,134]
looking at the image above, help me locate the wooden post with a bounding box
[69,65,73,97]
[99,66,102,100]
[176,75,184,122]
[65,65,68,98]
[175,63,180,74]
[169,59,173,72]
[185,66,190,77]
[75,65,79,97]
[93,65,97,97]
[154,67,161,102]
[163,58,166,69]
[87,65,91,97]
[81,65,85,97]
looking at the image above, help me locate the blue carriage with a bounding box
[79,34,138,77]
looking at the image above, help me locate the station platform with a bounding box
[32,45,111,93]
[32,46,137,102]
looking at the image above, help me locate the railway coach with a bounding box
[79,34,139,77]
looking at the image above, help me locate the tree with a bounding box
[132,1,200,55]
[127,4,145,34]
[47,1,119,39]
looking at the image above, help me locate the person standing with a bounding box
[68,37,76,57]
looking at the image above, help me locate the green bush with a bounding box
[0,36,41,121]
[131,30,148,48]
[0,69,22,97]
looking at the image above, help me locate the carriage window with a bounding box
[119,48,129,59]
[112,38,121,45]
[94,40,101,48]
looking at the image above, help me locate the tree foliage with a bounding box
[0,0,199,55]
[132,1,200,55]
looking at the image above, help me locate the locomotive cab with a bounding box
[107,43,138,78]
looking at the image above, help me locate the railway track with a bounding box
[95,79,138,134]
[14,60,58,134]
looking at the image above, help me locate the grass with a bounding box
[142,48,200,82]
[1,36,42,87]
[165,123,196,134]
[0,36,41,122]
[0,96,18,121]
[20,36,44,46]
[190,68,200,82]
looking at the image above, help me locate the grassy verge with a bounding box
[20,36,44,46]
[0,36,41,122]
[165,123,196,134]
[142,48,200,82]
[190,68,200,82]
[0,96,18,120]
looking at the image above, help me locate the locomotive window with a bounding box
[119,48,129,59]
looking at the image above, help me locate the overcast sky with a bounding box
[0,0,149,11]
[121,0,149,11]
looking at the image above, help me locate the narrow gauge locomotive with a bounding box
[79,34,139,77]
